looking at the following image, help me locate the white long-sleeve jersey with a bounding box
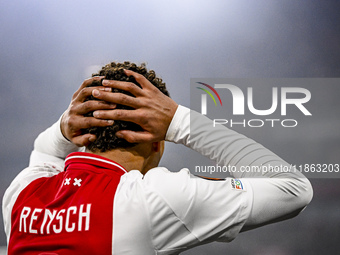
[2,105,313,254]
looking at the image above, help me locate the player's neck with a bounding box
[85,143,156,175]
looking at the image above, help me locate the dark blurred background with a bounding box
[1,0,339,254]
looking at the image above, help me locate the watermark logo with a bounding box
[196,82,222,114]
[198,82,311,116]
[192,79,312,128]
[190,78,340,179]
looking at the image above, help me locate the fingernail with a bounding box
[93,111,99,117]
[102,80,109,85]
[93,89,100,97]
[89,136,96,142]
[107,120,114,125]
[116,132,123,138]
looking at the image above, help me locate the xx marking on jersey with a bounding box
[64,178,71,185]
[73,178,82,187]
[63,178,82,187]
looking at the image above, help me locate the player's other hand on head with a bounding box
[61,76,116,147]
[91,69,178,144]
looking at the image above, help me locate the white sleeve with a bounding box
[165,105,313,232]
[29,115,82,168]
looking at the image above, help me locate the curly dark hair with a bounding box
[85,61,170,152]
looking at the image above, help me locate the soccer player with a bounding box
[3,62,313,254]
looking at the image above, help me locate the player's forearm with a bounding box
[167,106,306,179]
[166,105,313,227]
[187,108,312,214]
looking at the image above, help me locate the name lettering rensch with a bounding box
[19,204,91,234]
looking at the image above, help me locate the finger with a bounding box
[81,117,114,129]
[124,69,153,90]
[72,76,105,99]
[75,86,110,103]
[70,115,114,130]
[92,90,142,108]
[102,79,144,97]
[116,130,155,144]
[75,100,116,115]
[92,109,140,123]
[72,134,97,147]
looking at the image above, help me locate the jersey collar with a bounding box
[65,152,128,175]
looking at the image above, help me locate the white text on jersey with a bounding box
[19,204,91,234]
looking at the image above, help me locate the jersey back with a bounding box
[8,153,125,255]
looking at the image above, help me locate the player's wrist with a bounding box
[60,112,72,142]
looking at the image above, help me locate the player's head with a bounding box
[85,61,170,153]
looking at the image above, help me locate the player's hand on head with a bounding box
[91,69,178,143]
[61,76,116,147]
